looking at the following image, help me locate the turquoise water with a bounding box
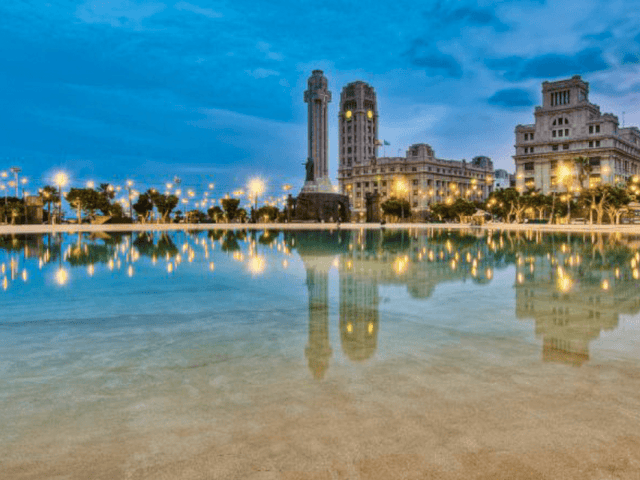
[2,228,640,479]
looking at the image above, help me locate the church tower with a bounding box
[338,81,378,175]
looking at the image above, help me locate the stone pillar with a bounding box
[303,70,332,191]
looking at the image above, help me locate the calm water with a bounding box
[2,228,640,479]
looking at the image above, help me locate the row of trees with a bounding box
[4,185,286,225]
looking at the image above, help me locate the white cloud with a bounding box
[245,68,280,79]
[257,41,284,61]
[174,1,222,18]
[75,0,166,29]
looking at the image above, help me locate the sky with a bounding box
[2,0,640,202]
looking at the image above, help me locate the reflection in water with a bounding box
[3,228,640,372]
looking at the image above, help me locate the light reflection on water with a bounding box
[1,228,640,369]
[2,228,640,477]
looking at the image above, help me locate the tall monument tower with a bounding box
[303,70,332,192]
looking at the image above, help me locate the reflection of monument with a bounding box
[304,263,332,380]
[293,70,350,222]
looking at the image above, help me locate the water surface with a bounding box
[2,228,640,479]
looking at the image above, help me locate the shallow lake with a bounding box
[2,228,640,479]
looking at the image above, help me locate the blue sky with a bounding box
[2,0,640,202]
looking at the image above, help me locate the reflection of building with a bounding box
[515,250,640,366]
[339,267,379,362]
[514,75,640,193]
[340,142,494,220]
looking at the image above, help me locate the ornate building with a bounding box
[339,142,494,220]
[514,75,640,194]
[338,81,379,173]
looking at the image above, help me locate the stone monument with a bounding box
[292,70,350,222]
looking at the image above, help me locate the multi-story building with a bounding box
[494,169,512,190]
[339,142,494,220]
[514,75,640,194]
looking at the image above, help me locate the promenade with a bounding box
[2,221,640,235]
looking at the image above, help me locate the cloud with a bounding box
[75,0,166,28]
[486,48,609,81]
[488,88,535,108]
[435,5,509,32]
[245,68,280,79]
[405,40,463,78]
[622,52,640,64]
[174,2,222,19]
[257,41,284,61]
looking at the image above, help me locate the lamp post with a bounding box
[393,177,410,222]
[10,167,21,197]
[248,178,265,222]
[54,172,68,224]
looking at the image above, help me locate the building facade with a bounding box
[338,142,494,220]
[514,75,640,194]
[494,169,512,190]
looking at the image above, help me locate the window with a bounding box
[382,181,387,186]
[563,144,569,150]
[552,120,556,126]
[347,147,352,153]
[347,126,351,133]
[524,162,534,171]
[412,167,417,172]
[565,129,569,136]
[552,145,558,151]
[596,125,600,133]
[531,133,534,140]
[356,192,361,197]
[524,133,528,141]
[347,136,351,143]
[589,157,601,166]
[596,140,600,147]
[550,160,557,169]
[356,183,361,187]
[552,130,557,138]
[531,147,535,153]
[558,130,563,137]
[589,125,593,134]
[589,141,593,147]
[412,179,419,185]
[364,182,369,187]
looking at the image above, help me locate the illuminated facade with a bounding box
[514,75,640,194]
[339,142,494,220]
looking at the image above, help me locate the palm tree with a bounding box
[573,156,593,189]
[40,185,59,224]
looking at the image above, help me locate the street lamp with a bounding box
[248,178,266,221]
[54,172,69,224]
[10,167,21,197]
[126,180,134,219]
[393,177,410,221]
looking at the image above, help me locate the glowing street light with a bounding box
[248,178,266,220]
[54,172,69,224]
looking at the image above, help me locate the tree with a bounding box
[97,183,116,215]
[133,192,154,223]
[65,188,104,223]
[449,198,476,223]
[40,185,59,222]
[381,197,411,221]
[221,198,240,221]
[255,205,279,222]
[186,209,206,223]
[237,208,248,223]
[603,186,633,224]
[573,156,593,190]
[149,191,179,223]
[207,206,224,222]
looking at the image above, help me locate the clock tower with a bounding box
[338,81,378,175]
